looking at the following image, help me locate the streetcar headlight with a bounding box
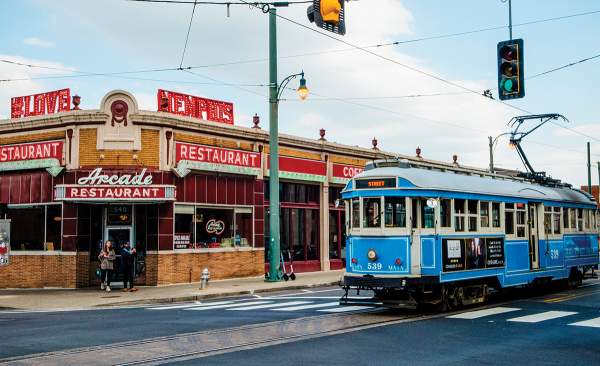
[367,249,377,262]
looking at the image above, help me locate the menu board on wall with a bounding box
[442,237,505,272]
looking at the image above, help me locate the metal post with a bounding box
[488,136,494,173]
[587,142,592,193]
[508,0,513,40]
[267,7,281,282]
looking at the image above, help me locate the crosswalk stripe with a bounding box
[228,301,311,311]
[318,305,373,313]
[569,317,600,328]
[184,301,271,311]
[272,301,341,311]
[146,302,208,310]
[507,311,578,323]
[447,307,521,320]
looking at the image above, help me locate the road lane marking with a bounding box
[318,305,373,313]
[507,311,578,323]
[273,302,341,311]
[146,302,210,310]
[544,289,600,303]
[228,301,311,311]
[184,301,272,311]
[569,317,600,328]
[447,307,522,319]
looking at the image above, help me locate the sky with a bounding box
[1,0,599,187]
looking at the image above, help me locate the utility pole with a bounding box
[488,136,494,173]
[267,6,281,282]
[587,142,592,193]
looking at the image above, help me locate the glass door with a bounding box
[528,203,540,270]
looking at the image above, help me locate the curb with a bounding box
[97,280,341,307]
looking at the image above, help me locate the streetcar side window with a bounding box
[492,202,501,228]
[577,208,583,231]
[584,209,591,230]
[454,199,466,232]
[505,203,515,235]
[351,198,360,228]
[363,197,382,228]
[553,207,562,234]
[440,199,452,228]
[563,208,569,231]
[570,208,577,229]
[384,197,406,228]
[480,201,490,228]
[515,203,527,238]
[544,206,552,235]
[467,200,478,232]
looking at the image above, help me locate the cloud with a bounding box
[23,37,55,48]
[0,55,76,117]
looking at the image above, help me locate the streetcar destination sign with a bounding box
[355,178,396,189]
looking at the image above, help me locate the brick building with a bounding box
[0,89,464,288]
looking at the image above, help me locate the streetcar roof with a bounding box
[347,166,597,206]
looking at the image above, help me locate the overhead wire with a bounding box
[179,0,199,68]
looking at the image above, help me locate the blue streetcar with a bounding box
[340,159,599,309]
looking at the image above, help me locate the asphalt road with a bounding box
[1,280,599,365]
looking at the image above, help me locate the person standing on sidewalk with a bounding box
[98,241,116,292]
[121,241,137,292]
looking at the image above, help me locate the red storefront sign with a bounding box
[175,142,260,168]
[11,89,70,119]
[157,89,234,125]
[268,156,327,176]
[0,140,63,163]
[332,164,364,179]
[54,168,176,201]
[62,186,169,200]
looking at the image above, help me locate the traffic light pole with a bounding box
[267,6,281,282]
[508,0,513,40]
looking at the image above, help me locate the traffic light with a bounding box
[497,38,525,100]
[307,0,346,35]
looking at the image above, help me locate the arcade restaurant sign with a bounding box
[54,168,176,202]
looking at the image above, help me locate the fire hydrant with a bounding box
[200,268,210,289]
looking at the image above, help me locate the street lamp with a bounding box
[266,6,309,282]
[488,132,511,173]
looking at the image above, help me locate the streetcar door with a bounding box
[528,203,540,270]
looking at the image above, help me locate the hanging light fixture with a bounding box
[297,72,309,100]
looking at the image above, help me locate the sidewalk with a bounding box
[0,270,344,311]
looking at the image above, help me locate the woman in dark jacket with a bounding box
[98,241,116,292]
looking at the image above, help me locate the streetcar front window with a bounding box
[351,198,360,228]
[384,197,406,228]
[363,197,381,228]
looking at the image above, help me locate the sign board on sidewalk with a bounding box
[0,219,10,266]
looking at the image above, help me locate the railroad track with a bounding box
[0,310,437,366]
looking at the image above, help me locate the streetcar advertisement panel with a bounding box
[442,237,505,272]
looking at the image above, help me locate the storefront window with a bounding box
[281,207,320,261]
[45,205,62,251]
[6,204,62,251]
[174,205,253,250]
[174,213,194,249]
[235,210,252,247]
